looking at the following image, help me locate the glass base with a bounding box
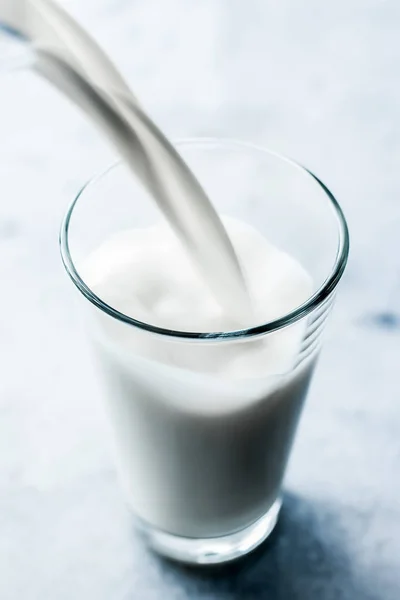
[136,498,282,565]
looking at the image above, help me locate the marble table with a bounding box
[0,1,399,598]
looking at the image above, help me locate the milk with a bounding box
[81,218,316,538]
[0,0,251,322]
[0,0,332,543]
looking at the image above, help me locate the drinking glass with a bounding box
[60,139,349,564]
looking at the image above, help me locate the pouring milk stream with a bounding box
[0,0,251,323]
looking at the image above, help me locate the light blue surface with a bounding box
[0,1,399,598]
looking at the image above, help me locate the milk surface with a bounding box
[82,218,315,537]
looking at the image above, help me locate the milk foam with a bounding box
[82,217,312,370]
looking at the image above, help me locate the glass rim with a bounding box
[59,138,349,342]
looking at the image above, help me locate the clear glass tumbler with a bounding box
[60,139,349,565]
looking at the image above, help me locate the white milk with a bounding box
[81,218,315,538]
